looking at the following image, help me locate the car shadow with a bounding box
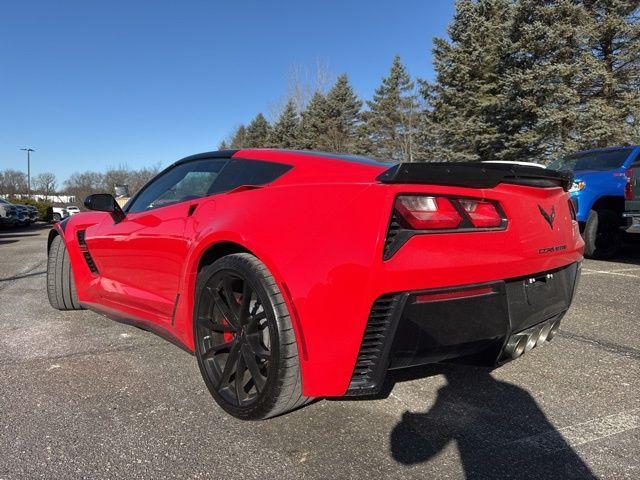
[387,364,598,479]
[0,223,51,235]
[0,239,19,246]
[605,241,640,266]
[0,232,42,239]
[0,269,46,282]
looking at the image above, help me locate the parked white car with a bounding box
[66,206,81,215]
[52,206,69,222]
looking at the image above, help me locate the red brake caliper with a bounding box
[222,317,234,343]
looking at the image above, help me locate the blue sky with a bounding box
[0,0,455,184]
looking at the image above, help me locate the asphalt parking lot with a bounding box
[1,225,638,479]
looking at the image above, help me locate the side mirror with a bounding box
[84,193,125,223]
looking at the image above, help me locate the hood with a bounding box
[572,169,621,181]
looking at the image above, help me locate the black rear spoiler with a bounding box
[376,162,573,192]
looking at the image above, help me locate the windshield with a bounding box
[548,148,632,172]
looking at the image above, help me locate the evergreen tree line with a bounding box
[221,0,639,163]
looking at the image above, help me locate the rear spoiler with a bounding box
[376,162,573,192]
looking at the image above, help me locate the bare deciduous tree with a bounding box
[0,169,28,195]
[33,172,57,200]
[268,59,333,120]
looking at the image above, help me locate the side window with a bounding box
[208,159,292,195]
[128,159,228,213]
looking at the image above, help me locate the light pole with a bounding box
[20,148,35,199]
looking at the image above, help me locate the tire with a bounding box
[47,235,84,311]
[52,213,61,222]
[194,253,308,420]
[583,209,621,259]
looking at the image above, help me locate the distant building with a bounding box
[11,193,77,204]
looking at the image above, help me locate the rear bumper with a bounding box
[346,262,581,396]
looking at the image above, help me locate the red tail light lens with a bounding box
[385,194,507,259]
[394,195,505,231]
[458,199,503,228]
[625,168,634,200]
[395,196,462,230]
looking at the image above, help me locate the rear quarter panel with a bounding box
[176,182,388,396]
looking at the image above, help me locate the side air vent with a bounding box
[77,230,98,274]
[383,213,402,260]
[83,252,99,274]
[347,294,401,394]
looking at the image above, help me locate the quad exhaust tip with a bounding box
[503,318,560,360]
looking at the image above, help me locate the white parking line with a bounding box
[582,268,640,278]
[507,409,640,455]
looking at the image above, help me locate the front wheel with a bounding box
[194,253,308,420]
[583,209,621,259]
[47,235,84,310]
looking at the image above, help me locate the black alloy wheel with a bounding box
[197,270,271,406]
[194,253,308,419]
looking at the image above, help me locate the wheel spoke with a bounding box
[208,321,236,333]
[246,311,266,330]
[217,341,241,388]
[222,276,240,324]
[202,341,233,361]
[242,346,265,393]
[239,281,252,324]
[247,335,270,359]
[212,289,238,328]
[235,350,247,404]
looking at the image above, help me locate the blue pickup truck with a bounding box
[548,146,640,258]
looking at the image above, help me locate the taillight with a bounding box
[384,194,507,260]
[458,199,504,228]
[394,195,505,231]
[395,196,461,230]
[625,168,634,200]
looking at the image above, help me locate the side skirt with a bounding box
[80,301,194,355]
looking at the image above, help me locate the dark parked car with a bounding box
[26,205,38,223]
[0,198,18,226]
[14,205,30,226]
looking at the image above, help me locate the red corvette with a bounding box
[47,149,583,419]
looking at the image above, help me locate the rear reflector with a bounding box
[415,286,495,304]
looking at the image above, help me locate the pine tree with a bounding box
[229,125,247,149]
[244,113,271,147]
[578,0,640,148]
[269,100,300,148]
[218,139,229,150]
[425,0,639,162]
[298,91,330,149]
[324,74,363,152]
[505,0,587,161]
[362,55,420,162]
[424,0,514,161]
